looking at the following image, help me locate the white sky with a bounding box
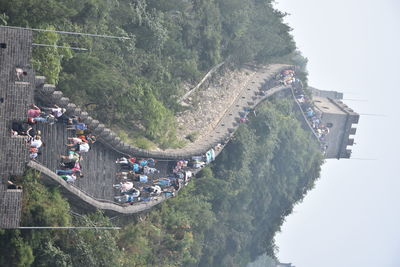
[273,1,400,267]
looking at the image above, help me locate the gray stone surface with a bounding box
[0,185,23,228]
[0,28,34,227]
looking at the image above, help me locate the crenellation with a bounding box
[347,138,354,146]
[66,103,77,112]
[57,97,70,107]
[41,84,56,94]
[51,90,63,101]
[34,76,46,88]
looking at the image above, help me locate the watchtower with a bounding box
[312,96,359,159]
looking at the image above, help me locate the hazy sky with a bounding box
[273,1,400,267]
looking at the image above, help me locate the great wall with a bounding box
[0,27,358,227]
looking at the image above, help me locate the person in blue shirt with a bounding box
[132,163,140,173]
[114,189,140,204]
[139,159,148,167]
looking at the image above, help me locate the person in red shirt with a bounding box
[27,104,41,118]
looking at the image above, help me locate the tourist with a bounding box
[56,112,74,124]
[32,114,56,125]
[11,121,28,136]
[60,151,81,163]
[26,127,40,142]
[7,181,22,190]
[59,174,77,183]
[138,175,148,183]
[147,158,156,167]
[15,68,27,80]
[113,181,134,193]
[154,178,172,187]
[114,189,140,203]
[42,104,66,119]
[116,157,136,170]
[67,137,87,145]
[162,187,176,197]
[305,108,314,118]
[67,122,87,132]
[60,161,76,169]
[67,142,90,153]
[27,104,41,118]
[144,185,162,196]
[143,166,159,175]
[138,159,148,167]
[29,147,39,160]
[56,168,82,177]
[132,163,140,173]
[30,136,43,149]
[85,134,96,144]
[116,157,129,165]
[116,171,135,180]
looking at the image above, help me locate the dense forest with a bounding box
[0,99,323,266]
[0,0,307,148]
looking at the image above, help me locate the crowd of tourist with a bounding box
[111,145,221,205]
[276,69,297,86]
[278,69,330,154]
[11,103,96,183]
[112,156,196,205]
[11,100,214,206]
[56,118,95,183]
[10,104,53,160]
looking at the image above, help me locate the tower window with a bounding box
[0,43,6,48]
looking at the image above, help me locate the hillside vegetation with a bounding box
[0,99,323,266]
[0,0,306,147]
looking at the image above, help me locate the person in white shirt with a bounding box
[59,174,77,183]
[30,136,43,149]
[42,105,66,118]
[113,181,134,193]
[68,142,90,153]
